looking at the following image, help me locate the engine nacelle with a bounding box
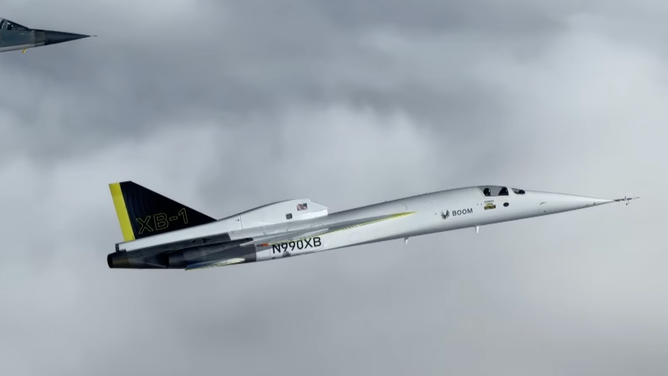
[108,239,256,269]
[164,241,255,269]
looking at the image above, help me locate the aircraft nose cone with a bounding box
[43,31,90,45]
[572,196,613,208]
[528,191,613,214]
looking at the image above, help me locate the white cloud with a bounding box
[0,2,666,375]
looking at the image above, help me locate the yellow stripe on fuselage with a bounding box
[109,183,135,241]
[320,212,416,237]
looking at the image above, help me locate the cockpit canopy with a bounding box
[0,18,29,31]
[477,185,526,197]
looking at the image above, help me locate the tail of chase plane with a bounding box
[109,181,216,242]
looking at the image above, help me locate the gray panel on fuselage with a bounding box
[0,18,35,51]
[0,32,35,51]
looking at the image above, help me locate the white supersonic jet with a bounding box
[106,181,638,271]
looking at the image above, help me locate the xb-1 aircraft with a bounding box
[107,181,638,271]
[0,18,92,53]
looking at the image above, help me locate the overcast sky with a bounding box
[0,1,666,375]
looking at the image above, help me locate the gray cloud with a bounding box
[1,1,666,375]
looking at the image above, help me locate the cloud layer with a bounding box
[0,1,665,375]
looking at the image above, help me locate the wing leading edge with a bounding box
[242,211,415,247]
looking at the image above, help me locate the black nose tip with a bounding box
[43,31,90,45]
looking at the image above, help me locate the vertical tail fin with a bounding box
[109,181,216,242]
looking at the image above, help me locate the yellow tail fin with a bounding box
[109,183,135,241]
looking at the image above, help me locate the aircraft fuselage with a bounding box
[0,18,91,53]
[107,184,631,271]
